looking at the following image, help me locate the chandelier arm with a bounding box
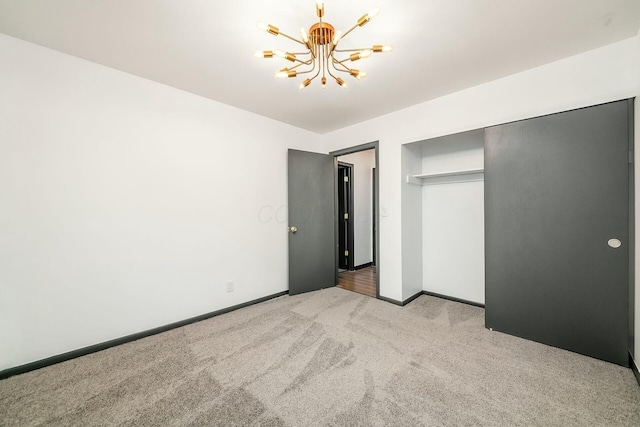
[286,62,306,71]
[329,51,343,68]
[329,37,339,55]
[331,64,351,74]
[308,44,317,59]
[319,46,324,79]
[295,68,317,75]
[331,57,356,77]
[295,55,318,75]
[310,55,319,74]
[278,31,306,46]
[316,16,324,80]
[277,60,316,79]
[331,57,352,73]
[334,47,371,53]
[325,62,340,81]
[292,57,314,66]
[308,57,322,82]
[332,56,351,65]
[339,23,360,41]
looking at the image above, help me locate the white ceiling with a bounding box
[0,0,639,134]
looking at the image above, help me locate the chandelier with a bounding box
[255,1,392,90]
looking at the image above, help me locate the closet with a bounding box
[401,99,634,366]
[401,129,485,305]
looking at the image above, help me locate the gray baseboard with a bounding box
[378,295,403,306]
[378,290,422,307]
[0,290,288,381]
[379,290,485,308]
[354,262,374,270]
[422,290,485,308]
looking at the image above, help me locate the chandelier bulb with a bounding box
[373,45,393,53]
[276,68,298,79]
[300,28,309,43]
[274,49,296,62]
[358,8,379,26]
[254,50,274,58]
[332,31,342,45]
[316,0,324,17]
[299,78,312,90]
[321,77,327,88]
[350,49,372,61]
[257,21,280,36]
[336,78,347,89]
[350,69,367,80]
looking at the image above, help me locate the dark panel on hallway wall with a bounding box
[337,162,354,271]
[485,100,631,366]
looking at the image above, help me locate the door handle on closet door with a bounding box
[607,239,621,248]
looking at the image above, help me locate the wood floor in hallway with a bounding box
[337,265,376,297]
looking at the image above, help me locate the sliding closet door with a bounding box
[485,100,631,366]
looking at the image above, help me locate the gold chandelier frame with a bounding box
[255,1,392,90]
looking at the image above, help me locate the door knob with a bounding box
[608,238,621,248]
[289,226,298,233]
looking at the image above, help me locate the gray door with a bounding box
[288,149,335,295]
[485,100,631,366]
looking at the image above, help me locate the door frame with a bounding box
[338,161,355,271]
[330,141,380,298]
[372,167,377,266]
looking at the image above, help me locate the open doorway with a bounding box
[331,143,379,298]
[337,162,354,272]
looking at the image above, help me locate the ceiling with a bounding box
[0,1,639,134]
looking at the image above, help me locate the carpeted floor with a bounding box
[1,287,639,426]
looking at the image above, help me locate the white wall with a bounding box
[0,34,321,371]
[420,130,485,304]
[400,144,423,301]
[322,36,640,305]
[337,150,375,267]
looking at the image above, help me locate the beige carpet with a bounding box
[1,287,639,426]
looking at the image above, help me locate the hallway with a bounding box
[337,266,376,298]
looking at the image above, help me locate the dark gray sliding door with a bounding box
[485,100,632,366]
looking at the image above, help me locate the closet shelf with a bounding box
[407,168,484,185]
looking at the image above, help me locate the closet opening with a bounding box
[401,129,485,305]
